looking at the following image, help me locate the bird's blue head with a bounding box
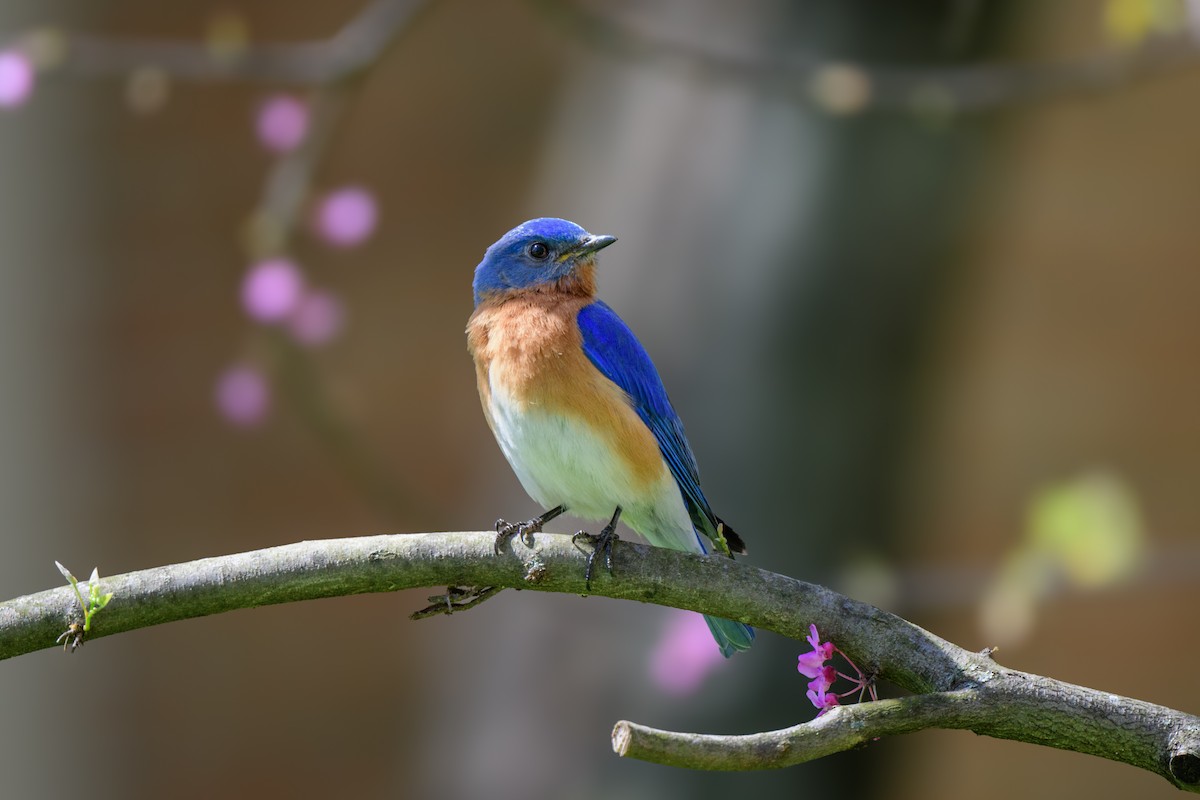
[472,218,617,306]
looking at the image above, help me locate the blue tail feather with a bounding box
[705,614,755,657]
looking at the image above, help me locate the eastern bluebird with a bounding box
[466,218,754,657]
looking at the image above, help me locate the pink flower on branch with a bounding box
[806,665,840,713]
[796,623,834,678]
[797,624,877,716]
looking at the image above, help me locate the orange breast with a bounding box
[467,293,665,489]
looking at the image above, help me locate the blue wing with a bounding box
[578,301,755,656]
[576,301,722,553]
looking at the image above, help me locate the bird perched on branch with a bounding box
[466,218,754,657]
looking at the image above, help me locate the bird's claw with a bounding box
[493,518,538,554]
[493,505,566,555]
[572,507,622,590]
[572,527,619,591]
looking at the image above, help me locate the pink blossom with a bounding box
[312,186,378,248]
[256,95,309,153]
[650,609,726,696]
[798,623,834,678]
[806,666,841,714]
[797,623,877,715]
[214,365,269,427]
[797,649,827,679]
[286,289,344,346]
[806,623,822,649]
[241,258,304,323]
[0,51,34,108]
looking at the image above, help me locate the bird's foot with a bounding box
[571,507,622,591]
[493,505,565,554]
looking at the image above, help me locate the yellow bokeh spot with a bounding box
[837,553,899,610]
[205,10,251,64]
[809,63,871,116]
[21,28,68,70]
[241,209,287,260]
[978,470,1145,646]
[909,84,957,129]
[1104,0,1185,47]
[1027,471,1145,588]
[126,67,171,115]
[979,547,1055,646]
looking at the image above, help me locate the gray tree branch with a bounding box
[1,532,1197,789]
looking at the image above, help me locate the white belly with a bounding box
[487,385,704,554]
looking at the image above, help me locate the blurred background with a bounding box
[1,1,1198,798]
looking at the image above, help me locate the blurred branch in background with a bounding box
[3,0,1196,106]
[537,0,1200,114]
[2,532,1198,789]
[25,0,431,85]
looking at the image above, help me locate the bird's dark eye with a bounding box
[528,242,550,260]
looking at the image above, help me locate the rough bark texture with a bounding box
[2,532,1197,788]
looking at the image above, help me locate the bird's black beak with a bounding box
[574,234,617,257]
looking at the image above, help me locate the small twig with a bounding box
[410,585,502,620]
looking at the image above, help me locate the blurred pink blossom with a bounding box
[241,258,304,322]
[255,94,309,153]
[287,288,344,346]
[215,365,270,427]
[0,51,34,108]
[649,609,726,696]
[312,186,378,248]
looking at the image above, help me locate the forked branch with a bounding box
[0,532,1196,789]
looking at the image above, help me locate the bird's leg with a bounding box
[493,505,565,554]
[572,506,621,590]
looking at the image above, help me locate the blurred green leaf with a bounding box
[1027,471,1145,588]
[979,470,1145,645]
